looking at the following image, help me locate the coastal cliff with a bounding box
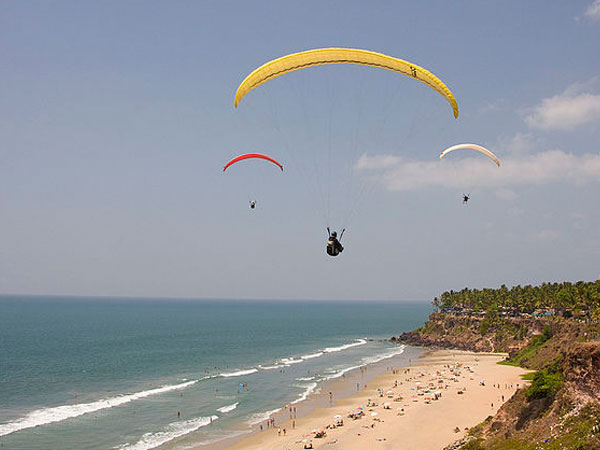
[395,313,549,354]
[395,281,600,449]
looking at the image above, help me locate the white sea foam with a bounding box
[362,345,406,365]
[291,382,318,404]
[325,364,363,380]
[280,357,303,365]
[259,339,367,372]
[117,416,218,450]
[323,345,406,380]
[295,376,315,381]
[220,368,258,378]
[258,364,282,370]
[216,402,239,413]
[0,379,200,438]
[323,338,367,353]
[246,408,281,425]
[301,352,324,360]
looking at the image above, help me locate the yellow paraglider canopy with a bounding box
[234,48,459,118]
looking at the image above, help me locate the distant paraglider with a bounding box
[223,153,284,172]
[439,144,500,205]
[223,153,284,210]
[439,144,500,167]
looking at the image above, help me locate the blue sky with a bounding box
[1,1,600,300]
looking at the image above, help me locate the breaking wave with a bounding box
[323,339,367,353]
[117,416,218,450]
[220,369,258,378]
[216,402,239,413]
[0,379,201,438]
[291,382,318,404]
[246,408,281,425]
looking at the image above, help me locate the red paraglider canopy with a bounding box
[223,153,284,172]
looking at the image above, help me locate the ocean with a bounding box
[0,296,430,450]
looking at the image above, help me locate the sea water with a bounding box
[0,296,430,449]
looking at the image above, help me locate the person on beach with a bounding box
[326,228,344,256]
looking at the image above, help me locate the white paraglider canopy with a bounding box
[440,143,500,167]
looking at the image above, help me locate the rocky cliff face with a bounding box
[395,313,597,366]
[563,342,600,403]
[395,313,549,354]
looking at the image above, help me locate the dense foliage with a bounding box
[433,280,600,316]
[525,358,563,401]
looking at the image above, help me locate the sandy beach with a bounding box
[215,350,530,450]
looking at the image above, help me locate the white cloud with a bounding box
[525,93,600,130]
[355,154,402,170]
[356,150,600,191]
[585,0,600,20]
[534,230,560,241]
[504,132,535,154]
[525,80,600,130]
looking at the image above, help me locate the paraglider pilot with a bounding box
[249,200,256,209]
[462,194,470,205]
[327,228,344,257]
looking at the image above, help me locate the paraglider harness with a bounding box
[327,227,345,257]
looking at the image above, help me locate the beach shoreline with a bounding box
[192,344,425,450]
[201,349,530,450]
